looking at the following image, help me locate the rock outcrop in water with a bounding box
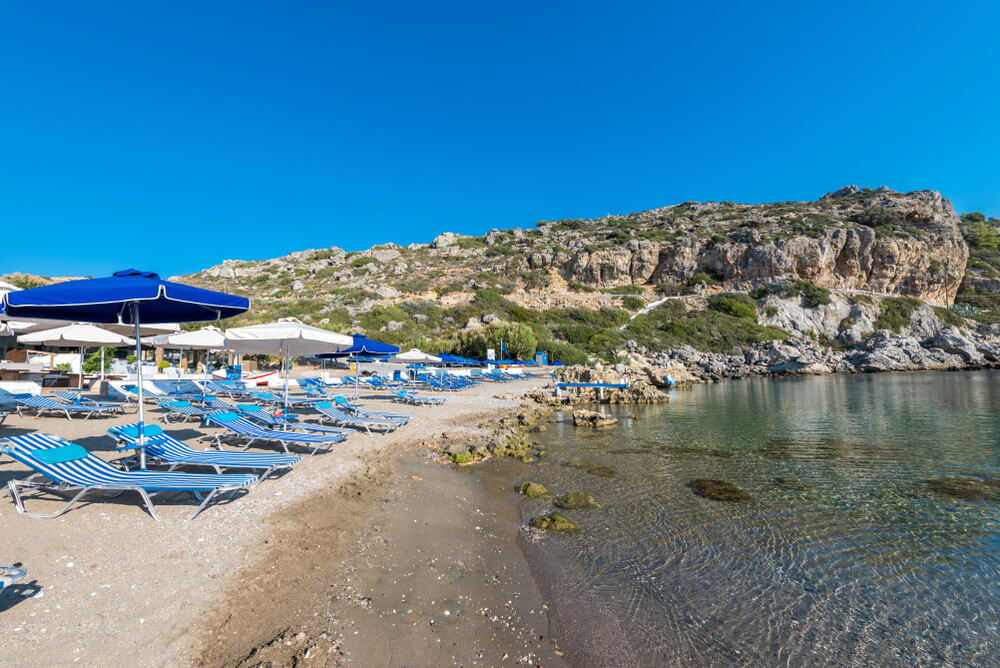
[688,479,753,502]
[530,511,582,533]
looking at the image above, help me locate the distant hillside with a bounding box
[8,187,1000,365]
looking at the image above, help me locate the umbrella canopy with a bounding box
[18,323,135,348]
[2,269,250,468]
[18,324,136,386]
[225,318,352,415]
[316,335,400,358]
[148,325,226,350]
[3,269,249,324]
[390,348,442,364]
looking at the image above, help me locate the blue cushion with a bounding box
[237,404,259,412]
[316,401,331,408]
[30,444,88,464]
[118,424,163,438]
[168,401,191,408]
[212,412,239,423]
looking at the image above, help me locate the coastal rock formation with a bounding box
[558,366,671,404]
[530,511,581,533]
[572,409,618,427]
[518,482,549,499]
[554,492,601,510]
[689,479,753,503]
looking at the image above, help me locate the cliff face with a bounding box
[177,186,970,330]
[531,189,967,305]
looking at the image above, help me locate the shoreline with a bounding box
[0,378,551,667]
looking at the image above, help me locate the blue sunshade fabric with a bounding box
[3,269,250,324]
[316,336,400,358]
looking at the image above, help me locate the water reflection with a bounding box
[522,371,1000,665]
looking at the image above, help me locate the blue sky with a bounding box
[1,1,998,277]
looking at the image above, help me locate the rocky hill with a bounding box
[7,186,999,373]
[185,185,969,308]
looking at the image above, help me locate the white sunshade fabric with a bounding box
[148,325,226,350]
[224,318,352,356]
[390,348,442,364]
[17,323,135,347]
[1,316,179,338]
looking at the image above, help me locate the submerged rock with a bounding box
[518,481,549,498]
[925,477,1000,502]
[573,409,618,427]
[689,479,753,502]
[554,492,601,510]
[564,460,618,478]
[530,511,581,533]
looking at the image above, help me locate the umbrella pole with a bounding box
[100,346,105,382]
[134,306,147,470]
[354,355,359,402]
[79,346,84,389]
[283,343,290,423]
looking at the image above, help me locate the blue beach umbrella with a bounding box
[316,335,400,400]
[3,269,249,468]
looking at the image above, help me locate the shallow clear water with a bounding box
[520,371,1000,666]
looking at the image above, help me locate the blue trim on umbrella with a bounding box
[3,269,250,323]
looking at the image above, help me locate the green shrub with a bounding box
[82,347,115,374]
[351,256,377,268]
[686,272,717,287]
[849,293,873,305]
[626,304,788,353]
[766,306,779,318]
[853,205,904,228]
[932,306,965,327]
[790,280,832,307]
[609,284,643,295]
[964,221,1000,250]
[621,296,644,310]
[545,342,590,365]
[708,293,757,320]
[455,236,486,250]
[962,212,987,223]
[874,297,923,332]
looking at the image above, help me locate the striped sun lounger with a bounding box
[206,412,344,457]
[159,400,219,424]
[108,423,300,482]
[331,396,412,422]
[391,390,445,406]
[1,433,257,520]
[52,391,126,414]
[15,395,115,420]
[314,402,400,434]
[236,404,353,437]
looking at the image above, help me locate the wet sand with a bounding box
[0,377,555,667]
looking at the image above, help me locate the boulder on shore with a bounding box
[530,511,581,533]
[573,409,618,427]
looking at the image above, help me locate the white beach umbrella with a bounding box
[18,323,135,386]
[149,326,227,391]
[2,316,179,338]
[224,318,352,416]
[389,348,442,364]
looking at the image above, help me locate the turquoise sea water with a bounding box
[517,371,1000,666]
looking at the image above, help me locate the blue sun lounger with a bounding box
[1,433,257,520]
[0,565,27,591]
[330,396,412,422]
[52,391,126,414]
[236,404,353,437]
[314,402,400,433]
[15,395,116,420]
[205,412,344,457]
[159,400,220,423]
[107,423,300,483]
[391,389,445,406]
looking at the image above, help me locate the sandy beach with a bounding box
[0,377,563,667]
